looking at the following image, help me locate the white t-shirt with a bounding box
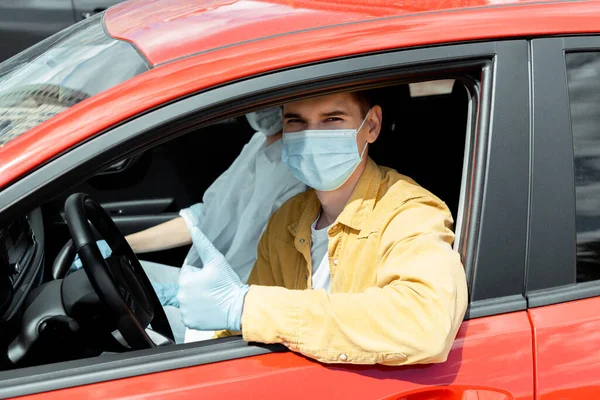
[310,216,331,293]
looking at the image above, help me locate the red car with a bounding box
[1,0,600,398]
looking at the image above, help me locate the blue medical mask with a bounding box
[282,110,371,191]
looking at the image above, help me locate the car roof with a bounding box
[105,0,552,66]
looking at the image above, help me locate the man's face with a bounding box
[282,92,382,148]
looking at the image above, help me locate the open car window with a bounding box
[0,12,150,146]
[0,33,531,398]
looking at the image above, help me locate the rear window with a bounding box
[409,79,455,97]
[0,13,150,146]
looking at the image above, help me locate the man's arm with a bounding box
[126,217,192,253]
[240,196,468,366]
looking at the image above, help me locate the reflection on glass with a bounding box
[567,52,600,282]
[0,12,149,145]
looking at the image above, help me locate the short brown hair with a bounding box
[350,90,376,118]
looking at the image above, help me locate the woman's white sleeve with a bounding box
[179,203,206,231]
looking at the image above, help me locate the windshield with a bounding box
[0,13,150,146]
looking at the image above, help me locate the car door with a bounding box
[0,39,535,399]
[0,0,75,63]
[526,37,600,400]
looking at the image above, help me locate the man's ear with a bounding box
[367,105,383,143]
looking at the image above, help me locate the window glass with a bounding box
[409,79,455,97]
[566,52,600,282]
[0,12,149,146]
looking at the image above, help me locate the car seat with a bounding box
[369,80,469,221]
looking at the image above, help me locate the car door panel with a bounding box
[44,145,194,268]
[104,197,179,236]
[378,387,512,400]
[110,214,181,236]
[57,198,176,223]
[0,0,75,63]
[10,314,534,399]
[526,36,600,400]
[101,198,175,218]
[528,297,600,400]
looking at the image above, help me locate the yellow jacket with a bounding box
[219,158,468,366]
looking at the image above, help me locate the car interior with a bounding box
[0,76,475,372]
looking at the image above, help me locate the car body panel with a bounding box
[10,313,534,399]
[528,297,600,399]
[525,34,600,399]
[103,0,558,66]
[2,0,600,189]
[0,1,597,398]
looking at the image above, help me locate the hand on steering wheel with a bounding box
[64,193,174,349]
[70,239,112,272]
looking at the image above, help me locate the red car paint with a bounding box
[2,0,600,189]
[14,313,534,399]
[2,0,600,398]
[528,297,600,399]
[103,0,554,66]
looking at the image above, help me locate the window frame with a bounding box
[0,39,529,398]
[527,36,600,308]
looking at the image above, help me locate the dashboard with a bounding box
[0,208,44,321]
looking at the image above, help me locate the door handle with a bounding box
[378,385,513,400]
[94,153,143,176]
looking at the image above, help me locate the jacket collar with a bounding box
[288,157,382,239]
[336,157,382,231]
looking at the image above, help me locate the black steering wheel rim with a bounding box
[64,193,174,349]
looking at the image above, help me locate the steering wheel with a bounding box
[63,193,174,349]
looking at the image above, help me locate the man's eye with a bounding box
[287,119,302,124]
[325,117,343,122]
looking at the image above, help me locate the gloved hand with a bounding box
[151,282,180,307]
[70,239,112,272]
[177,226,249,331]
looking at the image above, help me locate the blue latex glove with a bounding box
[177,226,249,331]
[70,240,180,308]
[151,282,180,307]
[70,239,112,272]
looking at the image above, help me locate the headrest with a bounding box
[372,84,411,134]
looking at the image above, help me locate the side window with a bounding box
[566,52,600,282]
[408,79,455,97]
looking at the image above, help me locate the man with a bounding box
[176,91,468,365]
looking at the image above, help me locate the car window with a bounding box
[0,36,509,396]
[0,12,149,146]
[409,79,455,97]
[566,51,600,282]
